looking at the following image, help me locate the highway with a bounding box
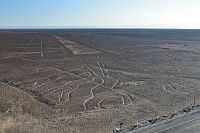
[129,110,200,133]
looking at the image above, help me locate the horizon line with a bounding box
[1,26,200,30]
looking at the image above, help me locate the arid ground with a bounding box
[0,29,200,133]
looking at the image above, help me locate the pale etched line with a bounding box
[156,82,183,94]
[97,56,103,63]
[83,63,98,76]
[121,96,125,105]
[40,33,44,58]
[85,72,92,79]
[67,79,95,102]
[55,75,66,81]
[20,58,70,76]
[18,98,28,112]
[44,71,92,96]
[86,38,121,49]
[22,69,62,85]
[168,83,189,94]
[37,67,56,72]
[118,90,133,105]
[157,82,172,93]
[81,72,93,79]
[97,97,111,109]
[65,87,73,102]
[98,97,108,110]
[97,61,105,76]
[109,78,119,91]
[51,34,99,55]
[70,65,84,72]
[104,68,109,74]
[44,81,73,95]
[107,75,133,105]
[168,84,175,90]
[97,98,105,109]
[37,73,61,88]
[98,56,107,74]
[79,72,89,77]
[97,96,124,110]
[58,92,64,102]
[23,36,36,54]
[37,72,59,81]
[78,72,92,79]
[83,77,105,110]
[21,71,59,85]
[51,81,72,93]
[174,82,184,88]
[48,65,94,80]
[37,79,50,87]
[5,81,12,85]
[65,72,92,102]
[38,66,81,72]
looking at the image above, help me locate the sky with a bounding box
[0,0,200,29]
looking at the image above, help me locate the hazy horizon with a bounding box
[1,0,200,29]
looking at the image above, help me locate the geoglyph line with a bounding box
[40,33,44,58]
[21,72,59,86]
[65,87,73,102]
[83,77,105,110]
[67,79,95,102]
[52,34,99,55]
[107,75,133,105]
[70,65,84,72]
[97,61,105,76]
[23,35,36,54]
[97,95,125,110]
[44,81,73,95]
[121,96,125,105]
[98,56,108,75]
[58,92,64,102]
[83,63,98,76]
[37,73,61,88]
[156,82,172,93]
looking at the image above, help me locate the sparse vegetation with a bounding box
[0,29,200,133]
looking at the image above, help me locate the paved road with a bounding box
[129,110,200,133]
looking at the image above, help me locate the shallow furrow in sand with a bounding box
[83,77,104,109]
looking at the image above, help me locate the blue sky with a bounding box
[0,0,200,28]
